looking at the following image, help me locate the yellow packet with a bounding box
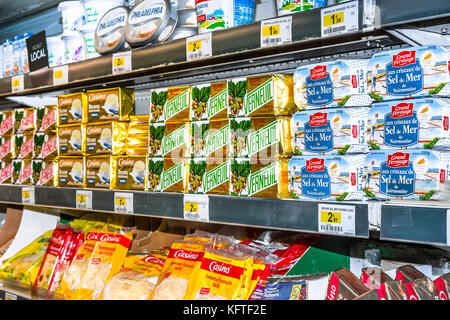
[151,240,207,300]
[245,258,267,300]
[71,225,134,300]
[185,247,248,300]
[0,230,53,285]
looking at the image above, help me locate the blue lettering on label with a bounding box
[301,167,331,198]
[384,112,419,147]
[380,162,415,197]
[386,63,424,96]
[305,73,334,106]
[304,120,333,153]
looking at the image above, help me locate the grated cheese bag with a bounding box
[71,225,134,300]
[245,257,268,300]
[151,240,207,300]
[58,227,103,299]
[0,230,53,285]
[101,250,168,300]
[185,247,248,300]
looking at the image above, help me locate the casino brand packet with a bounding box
[56,157,85,188]
[86,87,135,123]
[111,156,147,191]
[85,156,116,189]
[58,92,88,125]
[85,121,128,156]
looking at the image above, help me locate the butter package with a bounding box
[17,159,42,185]
[15,131,42,159]
[148,122,190,158]
[326,267,369,300]
[434,273,450,300]
[35,131,58,160]
[85,156,116,189]
[360,267,393,290]
[11,159,21,184]
[58,124,84,156]
[126,116,149,156]
[367,44,450,101]
[15,108,35,133]
[287,154,366,201]
[187,158,230,195]
[0,160,14,184]
[368,98,450,150]
[37,159,57,187]
[291,108,370,155]
[0,110,15,136]
[57,157,85,188]
[191,81,228,121]
[36,105,57,133]
[230,117,292,159]
[0,136,14,161]
[58,92,88,125]
[294,59,371,110]
[112,156,147,191]
[85,121,127,156]
[228,74,295,117]
[150,86,191,123]
[147,157,188,193]
[191,119,230,159]
[230,157,289,198]
[86,87,134,123]
[363,150,450,200]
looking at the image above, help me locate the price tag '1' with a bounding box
[261,16,292,48]
[22,186,35,205]
[318,203,355,236]
[11,74,24,93]
[321,0,359,38]
[76,190,92,210]
[53,65,68,85]
[186,33,212,61]
[114,192,134,214]
[112,51,132,75]
[183,194,209,222]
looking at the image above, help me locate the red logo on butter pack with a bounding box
[306,158,325,172]
[41,136,58,159]
[392,51,416,67]
[0,163,13,183]
[19,112,34,132]
[39,163,54,186]
[309,113,327,127]
[391,103,414,118]
[387,152,410,168]
[0,115,14,135]
[41,109,57,132]
[20,137,34,158]
[310,65,327,81]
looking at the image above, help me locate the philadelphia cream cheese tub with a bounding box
[81,0,126,30]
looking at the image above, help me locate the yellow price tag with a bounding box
[22,191,30,199]
[323,11,344,27]
[262,24,280,37]
[77,195,86,203]
[320,211,342,224]
[188,40,201,52]
[114,57,125,67]
[115,197,126,206]
[185,202,198,213]
[12,79,20,88]
[54,70,63,79]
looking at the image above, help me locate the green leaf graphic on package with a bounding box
[189,160,207,193]
[228,80,247,117]
[192,86,211,120]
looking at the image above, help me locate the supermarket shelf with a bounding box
[0,185,370,239]
[0,0,447,98]
[0,279,31,300]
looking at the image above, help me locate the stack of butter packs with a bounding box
[56,87,144,190]
[0,104,58,187]
[146,74,296,198]
[289,43,450,201]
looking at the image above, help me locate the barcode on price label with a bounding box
[261,16,292,48]
[320,224,343,233]
[321,0,358,38]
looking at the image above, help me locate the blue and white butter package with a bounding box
[367,44,450,101]
[363,150,450,200]
[262,274,329,300]
[368,98,450,150]
[290,107,370,155]
[294,59,371,110]
[287,154,366,201]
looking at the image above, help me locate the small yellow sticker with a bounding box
[188,40,202,52]
[323,11,344,27]
[262,24,280,37]
[54,70,63,79]
[22,191,30,199]
[320,211,342,224]
[77,194,86,203]
[115,197,126,206]
[12,79,20,88]
[114,57,125,67]
[185,202,199,213]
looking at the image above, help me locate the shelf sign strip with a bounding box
[114,192,134,214]
[260,16,292,48]
[321,0,359,38]
[318,203,355,236]
[183,194,209,222]
[186,32,212,61]
[22,186,35,205]
[112,51,132,75]
[76,190,93,210]
[11,74,24,93]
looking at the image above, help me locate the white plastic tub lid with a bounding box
[58,1,84,10]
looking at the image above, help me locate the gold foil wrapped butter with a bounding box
[58,124,84,156]
[85,156,116,189]
[148,122,190,158]
[191,119,230,159]
[57,157,85,188]
[147,157,188,193]
[15,132,37,159]
[86,87,135,123]
[36,131,58,160]
[150,86,191,123]
[85,121,128,156]
[112,156,147,191]
[188,157,230,195]
[228,74,295,118]
[230,157,289,199]
[127,115,149,156]
[230,117,292,159]
[58,92,88,125]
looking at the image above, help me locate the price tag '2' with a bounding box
[112,51,132,75]
[186,33,212,61]
[318,203,355,236]
[183,194,209,222]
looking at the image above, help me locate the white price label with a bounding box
[186,33,212,61]
[183,194,209,222]
[22,186,35,205]
[11,74,24,93]
[114,192,134,214]
[53,65,69,85]
[318,203,355,236]
[261,16,292,48]
[112,51,132,75]
[76,190,92,210]
[5,293,17,300]
[321,0,359,38]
